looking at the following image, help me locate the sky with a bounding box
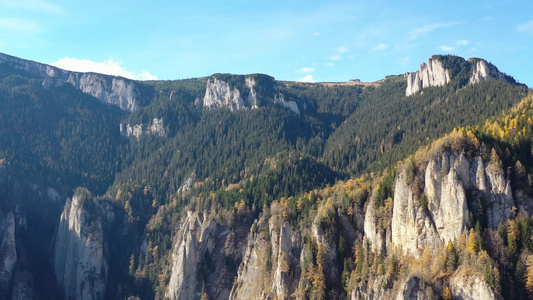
[0,0,532,87]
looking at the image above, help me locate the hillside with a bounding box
[0,52,530,299]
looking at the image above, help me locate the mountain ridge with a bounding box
[0,52,531,299]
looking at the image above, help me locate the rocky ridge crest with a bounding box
[0,52,145,111]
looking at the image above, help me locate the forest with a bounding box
[0,54,531,299]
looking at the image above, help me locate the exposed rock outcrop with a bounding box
[450,273,500,300]
[0,52,146,111]
[0,211,17,295]
[390,152,514,257]
[120,118,167,139]
[230,214,302,300]
[364,198,391,254]
[405,57,451,96]
[166,211,217,300]
[201,74,300,114]
[395,277,423,300]
[274,93,300,115]
[65,72,143,111]
[405,56,512,96]
[469,59,506,84]
[203,78,246,111]
[54,190,111,300]
[351,276,387,300]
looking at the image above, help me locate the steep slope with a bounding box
[0,211,16,295]
[0,52,531,299]
[405,56,451,96]
[0,52,153,111]
[405,55,512,96]
[54,188,113,300]
[323,56,527,176]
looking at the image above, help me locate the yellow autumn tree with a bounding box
[442,287,452,300]
[526,255,533,294]
[467,228,478,254]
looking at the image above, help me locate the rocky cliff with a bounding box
[450,273,500,300]
[405,56,510,96]
[230,213,303,300]
[53,189,112,300]
[469,59,506,84]
[0,211,17,295]
[165,210,245,300]
[120,118,167,139]
[0,52,146,111]
[405,57,451,96]
[201,74,300,114]
[389,152,514,257]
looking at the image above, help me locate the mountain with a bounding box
[0,52,530,299]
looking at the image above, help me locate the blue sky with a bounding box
[1,0,532,87]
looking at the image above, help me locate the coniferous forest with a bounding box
[1,53,533,299]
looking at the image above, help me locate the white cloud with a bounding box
[297,67,315,73]
[518,20,533,35]
[412,21,462,38]
[0,18,42,33]
[329,54,341,60]
[313,32,321,36]
[439,45,455,52]
[373,43,388,51]
[296,75,316,83]
[51,57,158,80]
[335,46,349,53]
[0,0,64,14]
[325,62,334,67]
[455,40,469,46]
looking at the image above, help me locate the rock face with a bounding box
[450,273,500,300]
[405,57,451,96]
[231,214,302,300]
[201,75,300,114]
[166,211,217,300]
[0,211,17,295]
[0,52,145,111]
[364,198,391,254]
[11,269,37,300]
[54,190,110,300]
[120,118,166,139]
[469,59,506,84]
[405,56,511,96]
[203,78,246,111]
[395,277,423,300]
[65,72,143,111]
[390,152,514,257]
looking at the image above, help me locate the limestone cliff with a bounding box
[0,211,17,295]
[405,57,451,96]
[166,209,252,300]
[230,214,302,300]
[0,52,146,111]
[120,118,167,139]
[203,78,246,111]
[405,56,512,96]
[202,74,300,114]
[450,273,500,300]
[469,59,506,84]
[390,152,514,257]
[54,189,111,300]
